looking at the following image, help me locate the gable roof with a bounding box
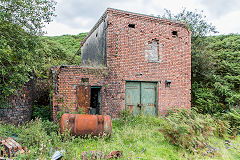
[81,8,187,47]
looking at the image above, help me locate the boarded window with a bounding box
[147,40,159,62]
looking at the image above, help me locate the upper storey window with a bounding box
[147,40,159,62]
[145,39,163,63]
[128,24,135,28]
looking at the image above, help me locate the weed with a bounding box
[159,109,229,153]
[218,108,240,136]
[0,111,239,159]
[32,105,51,121]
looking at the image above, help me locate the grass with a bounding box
[40,33,88,65]
[0,114,240,159]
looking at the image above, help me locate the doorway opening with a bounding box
[90,87,101,115]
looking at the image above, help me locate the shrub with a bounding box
[191,82,224,114]
[119,110,134,122]
[218,108,240,136]
[42,120,59,135]
[160,109,229,152]
[32,105,51,121]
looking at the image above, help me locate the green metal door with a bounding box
[141,82,157,116]
[125,82,141,115]
[125,82,157,116]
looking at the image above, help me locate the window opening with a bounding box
[128,24,135,28]
[165,80,172,88]
[81,78,89,83]
[172,31,178,37]
[148,39,159,62]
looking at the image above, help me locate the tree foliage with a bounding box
[163,9,217,38]
[0,0,56,106]
[192,35,240,113]
[162,9,240,114]
[0,0,56,35]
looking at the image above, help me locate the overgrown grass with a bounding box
[0,111,240,159]
[41,33,87,65]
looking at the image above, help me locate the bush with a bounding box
[119,110,135,122]
[42,120,59,135]
[32,105,51,121]
[0,119,61,159]
[160,109,229,152]
[218,108,240,136]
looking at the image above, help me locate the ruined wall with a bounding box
[0,87,32,124]
[52,66,109,119]
[81,16,108,66]
[104,9,191,115]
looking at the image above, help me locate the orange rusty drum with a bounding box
[59,114,112,137]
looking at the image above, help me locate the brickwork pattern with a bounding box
[104,9,191,115]
[0,87,32,124]
[52,8,191,118]
[52,66,109,119]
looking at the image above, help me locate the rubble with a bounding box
[81,150,123,160]
[105,150,123,159]
[51,150,64,160]
[0,137,24,158]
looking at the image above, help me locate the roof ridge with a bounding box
[106,8,185,25]
[81,8,187,47]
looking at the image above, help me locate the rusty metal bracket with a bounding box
[137,104,143,109]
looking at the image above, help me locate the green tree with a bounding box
[162,9,218,81]
[162,9,240,114]
[0,0,56,35]
[0,0,56,106]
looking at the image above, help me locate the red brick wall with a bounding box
[105,9,191,115]
[52,66,109,119]
[53,9,191,118]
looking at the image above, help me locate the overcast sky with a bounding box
[44,0,240,36]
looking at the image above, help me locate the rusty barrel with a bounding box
[59,113,112,137]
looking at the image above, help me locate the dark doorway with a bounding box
[90,87,101,115]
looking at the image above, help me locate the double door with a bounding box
[125,82,157,116]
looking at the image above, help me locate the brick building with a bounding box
[52,8,191,119]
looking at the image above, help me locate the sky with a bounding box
[44,0,240,36]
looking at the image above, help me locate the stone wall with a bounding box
[0,87,32,124]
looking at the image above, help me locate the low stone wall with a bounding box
[0,87,32,124]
